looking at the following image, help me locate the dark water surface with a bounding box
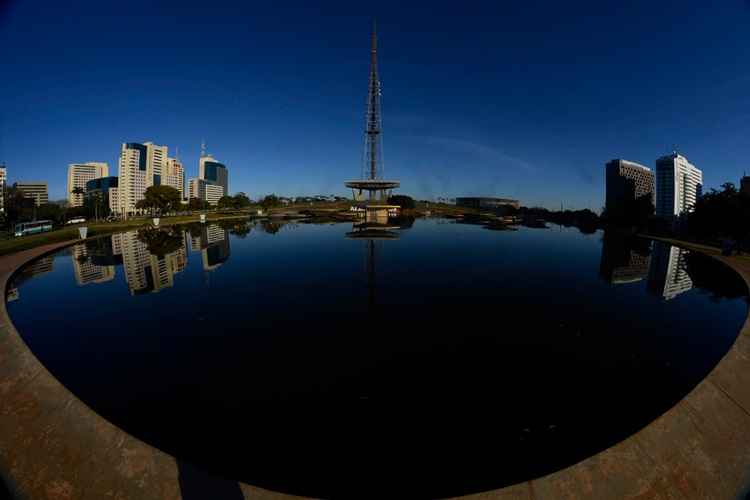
[7,219,748,498]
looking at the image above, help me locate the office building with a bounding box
[455,197,520,211]
[85,176,119,216]
[67,162,108,207]
[655,153,702,221]
[117,141,168,216]
[605,159,654,220]
[163,157,185,198]
[199,149,228,196]
[0,164,6,212]
[14,182,48,207]
[188,178,224,206]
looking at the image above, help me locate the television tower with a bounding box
[346,20,399,204]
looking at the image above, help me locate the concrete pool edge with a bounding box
[0,238,749,499]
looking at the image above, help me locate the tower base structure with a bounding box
[345,179,401,223]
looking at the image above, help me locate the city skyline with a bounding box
[2,1,750,208]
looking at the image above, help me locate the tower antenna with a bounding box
[200,139,207,158]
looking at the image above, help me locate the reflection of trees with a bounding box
[684,252,748,301]
[258,219,286,234]
[137,227,185,257]
[388,215,415,229]
[217,220,252,238]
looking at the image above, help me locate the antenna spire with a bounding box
[200,139,207,158]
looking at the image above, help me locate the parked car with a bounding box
[66,217,86,225]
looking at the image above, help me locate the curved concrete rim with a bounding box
[1,237,750,499]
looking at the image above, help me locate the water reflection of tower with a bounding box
[599,232,651,284]
[346,223,401,309]
[647,241,693,300]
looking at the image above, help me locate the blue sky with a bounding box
[1,1,749,209]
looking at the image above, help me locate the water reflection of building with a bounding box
[8,255,55,301]
[188,224,231,272]
[648,241,693,300]
[72,244,115,286]
[113,231,187,295]
[599,232,651,284]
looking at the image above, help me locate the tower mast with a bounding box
[365,19,382,185]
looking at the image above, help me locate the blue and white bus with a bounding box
[14,220,53,237]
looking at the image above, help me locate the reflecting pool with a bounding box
[7,219,748,498]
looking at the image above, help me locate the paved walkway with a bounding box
[0,240,749,499]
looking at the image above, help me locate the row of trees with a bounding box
[687,182,750,245]
[217,192,252,210]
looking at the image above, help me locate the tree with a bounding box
[260,194,281,209]
[4,186,35,227]
[188,197,207,211]
[233,192,251,208]
[71,186,85,207]
[140,185,181,215]
[387,195,416,209]
[136,227,184,257]
[37,203,63,224]
[217,196,235,209]
[688,182,750,245]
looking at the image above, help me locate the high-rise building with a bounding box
[605,159,654,220]
[14,182,48,207]
[655,153,702,222]
[0,164,6,213]
[67,162,108,207]
[188,178,224,206]
[198,142,228,196]
[164,157,185,198]
[117,142,169,216]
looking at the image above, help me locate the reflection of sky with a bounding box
[7,220,746,383]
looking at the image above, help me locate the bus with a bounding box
[14,220,54,238]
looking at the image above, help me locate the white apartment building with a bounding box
[188,177,224,206]
[655,153,703,221]
[67,162,108,207]
[117,142,168,215]
[0,164,6,213]
[163,157,185,198]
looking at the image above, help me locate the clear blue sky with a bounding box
[1,1,749,209]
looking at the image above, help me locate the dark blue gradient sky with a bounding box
[1,1,749,208]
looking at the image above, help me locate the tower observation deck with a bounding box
[345,21,400,205]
